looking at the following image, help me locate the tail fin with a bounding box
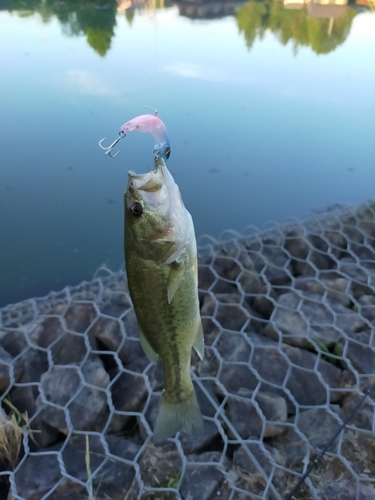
[153,388,203,442]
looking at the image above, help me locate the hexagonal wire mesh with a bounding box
[0,200,375,500]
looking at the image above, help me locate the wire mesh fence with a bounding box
[1,200,375,500]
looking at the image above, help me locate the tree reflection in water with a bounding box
[236,0,359,54]
[6,0,373,56]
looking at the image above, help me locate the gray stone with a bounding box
[336,331,375,375]
[110,369,149,432]
[0,345,21,392]
[5,342,56,449]
[201,294,250,332]
[262,246,293,286]
[294,276,351,307]
[358,295,375,324]
[339,257,375,297]
[233,442,287,491]
[37,359,109,433]
[219,363,259,395]
[181,452,229,500]
[341,429,375,478]
[319,479,375,500]
[198,264,217,291]
[341,392,374,431]
[63,302,97,333]
[138,442,183,490]
[268,427,310,468]
[226,389,287,439]
[264,291,364,349]
[283,343,342,406]
[249,333,342,407]
[13,450,63,500]
[215,331,251,362]
[295,408,342,448]
[122,309,139,338]
[37,316,89,364]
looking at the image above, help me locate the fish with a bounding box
[99,111,171,161]
[124,156,204,441]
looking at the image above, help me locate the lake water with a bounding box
[0,0,374,307]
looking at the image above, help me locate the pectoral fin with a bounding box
[138,322,159,364]
[167,264,184,304]
[193,321,205,360]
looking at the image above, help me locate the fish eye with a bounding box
[165,146,171,159]
[131,202,143,217]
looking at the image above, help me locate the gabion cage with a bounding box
[1,200,375,500]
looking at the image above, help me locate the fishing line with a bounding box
[284,388,371,500]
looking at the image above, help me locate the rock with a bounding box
[261,246,293,286]
[338,258,375,297]
[11,435,140,500]
[268,427,310,468]
[180,452,229,500]
[215,331,251,362]
[341,428,375,478]
[12,449,62,500]
[0,329,28,358]
[63,302,97,333]
[341,392,374,431]
[198,264,217,291]
[264,291,364,349]
[319,479,375,500]
[201,294,249,332]
[294,275,351,307]
[358,295,375,324]
[138,442,183,492]
[233,442,287,491]
[94,436,141,498]
[226,389,287,439]
[62,434,140,498]
[248,333,342,408]
[219,363,258,395]
[284,229,336,274]
[335,331,375,375]
[110,369,149,432]
[283,343,342,406]
[0,345,21,392]
[37,358,109,433]
[37,316,89,364]
[122,309,139,338]
[5,339,56,449]
[252,291,277,319]
[88,316,142,365]
[295,408,342,448]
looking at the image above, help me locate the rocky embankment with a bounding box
[0,201,375,500]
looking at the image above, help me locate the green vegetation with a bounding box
[9,0,117,56]
[236,0,358,55]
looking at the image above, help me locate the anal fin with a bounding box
[193,321,205,360]
[138,322,159,364]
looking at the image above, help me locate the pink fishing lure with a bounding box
[99,111,171,160]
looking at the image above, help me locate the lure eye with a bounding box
[165,146,171,160]
[131,202,143,217]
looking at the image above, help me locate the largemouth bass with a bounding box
[124,157,204,441]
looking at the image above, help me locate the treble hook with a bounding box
[98,131,126,158]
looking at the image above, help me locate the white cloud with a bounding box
[62,69,119,96]
[164,62,254,83]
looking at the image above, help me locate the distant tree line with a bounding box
[6,0,372,56]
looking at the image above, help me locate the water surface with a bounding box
[0,0,374,306]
